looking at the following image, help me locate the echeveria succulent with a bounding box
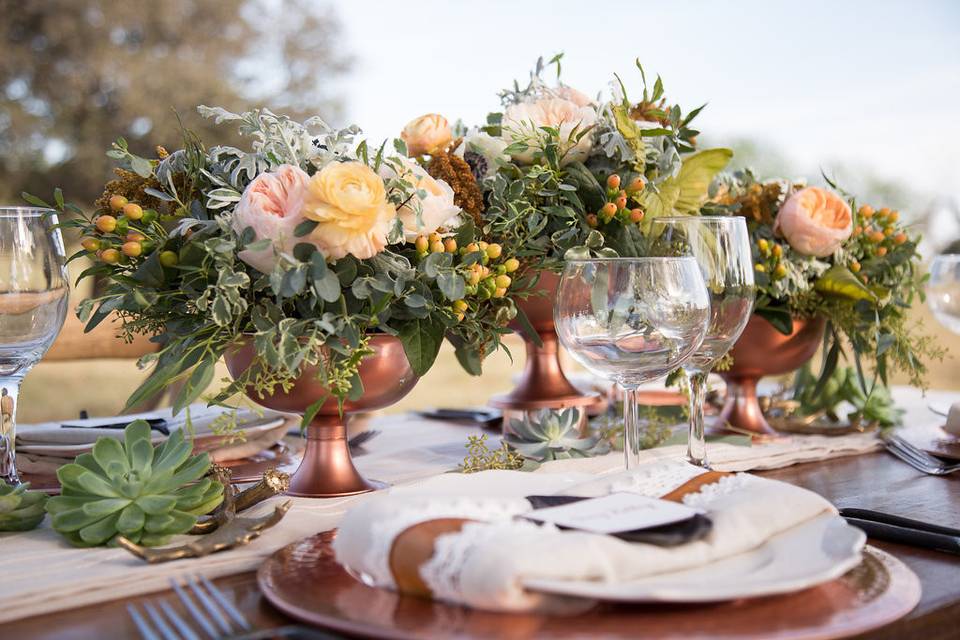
[0,482,48,531]
[46,420,224,547]
[504,408,609,461]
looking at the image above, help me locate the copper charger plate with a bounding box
[258,530,920,640]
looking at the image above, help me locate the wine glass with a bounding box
[650,216,755,468]
[927,254,960,333]
[0,207,69,484]
[555,257,711,469]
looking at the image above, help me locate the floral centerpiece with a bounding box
[393,55,733,415]
[29,107,520,496]
[703,169,942,431]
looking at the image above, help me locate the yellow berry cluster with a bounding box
[586,174,646,228]
[413,232,520,321]
[81,195,176,267]
[850,205,907,283]
[754,238,787,279]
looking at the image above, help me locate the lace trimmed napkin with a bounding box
[333,461,838,612]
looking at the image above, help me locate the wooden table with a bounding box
[6,450,958,640]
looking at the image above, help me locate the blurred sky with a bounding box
[330,0,959,205]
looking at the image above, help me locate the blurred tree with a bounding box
[0,0,349,204]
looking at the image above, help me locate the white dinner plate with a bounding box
[522,512,865,603]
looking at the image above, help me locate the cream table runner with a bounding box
[0,386,953,623]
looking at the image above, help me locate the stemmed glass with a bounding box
[0,207,69,484]
[650,216,755,468]
[927,254,960,334]
[555,257,711,469]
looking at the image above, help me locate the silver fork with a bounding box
[128,575,251,640]
[883,434,960,476]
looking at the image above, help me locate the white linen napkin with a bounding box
[333,461,837,612]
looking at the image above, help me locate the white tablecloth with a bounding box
[0,386,954,623]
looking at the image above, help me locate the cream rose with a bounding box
[231,164,310,273]
[554,85,594,107]
[501,97,597,165]
[380,158,461,240]
[775,187,853,257]
[401,114,452,157]
[303,161,396,260]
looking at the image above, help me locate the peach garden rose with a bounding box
[231,164,310,274]
[303,161,396,260]
[401,114,452,157]
[775,186,853,257]
[501,97,597,165]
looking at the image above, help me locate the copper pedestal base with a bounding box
[718,315,826,435]
[287,416,384,498]
[488,329,600,412]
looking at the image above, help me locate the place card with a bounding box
[523,492,702,535]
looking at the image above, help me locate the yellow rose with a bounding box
[303,161,396,260]
[401,114,452,157]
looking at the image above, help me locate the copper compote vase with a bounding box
[489,271,600,422]
[224,335,418,498]
[718,315,826,434]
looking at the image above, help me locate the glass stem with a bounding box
[0,378,21,485]
[622,385,641,469]
[685,369,709,469]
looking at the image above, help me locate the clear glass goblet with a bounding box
[650,216,755,468]
[554,257,711,469]
[0,207,69,484]
[927,254,960,334]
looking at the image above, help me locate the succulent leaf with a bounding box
[504,408,609,462]
[47,422,223,547]
[0,482,48,531]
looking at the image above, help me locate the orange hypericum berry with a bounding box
[414,235,429,253]
[81,237,101,252]
[754,264,766,273]
[100,248,120,264]
[126,231,146,242]
[615,195,628,209]
[453,300,468,313]
[629,208,644,223]
[859,205,874,218]
[606,174,621,189]
[493,287,507,299]
[870,231,885,243]
[504,258,520,273]
[122,203,143,220]
[893,232,907,245]
[478,240,489,251]
[853,225,863,236]
[772,243,783,258]
[850,261,861,272]
[109,195,128,212]
[429,240,445,254]
[95,215,117,233]
[428,232,442,244]
[627,177,646,193]
[586,214,598,227]
[888,210,899,222]
[883,226,895,237]
[486,243,502,259]
[876,246,888,257]
[444,238,458,253]
[121,241,142,258]
[495,274,512,289]
[601,202,617,218]
[465,242,480,253]
[878,207,891,218]
[773,264,787,279]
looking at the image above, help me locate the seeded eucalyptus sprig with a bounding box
[46,421,223,547]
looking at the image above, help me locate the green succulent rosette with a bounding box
[504,408,608,462]
[46,420,224,547]
[0,482,48,531]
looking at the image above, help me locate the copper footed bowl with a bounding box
[224,335,418,498]
[718,314,826,435]
[489,271,600,415]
